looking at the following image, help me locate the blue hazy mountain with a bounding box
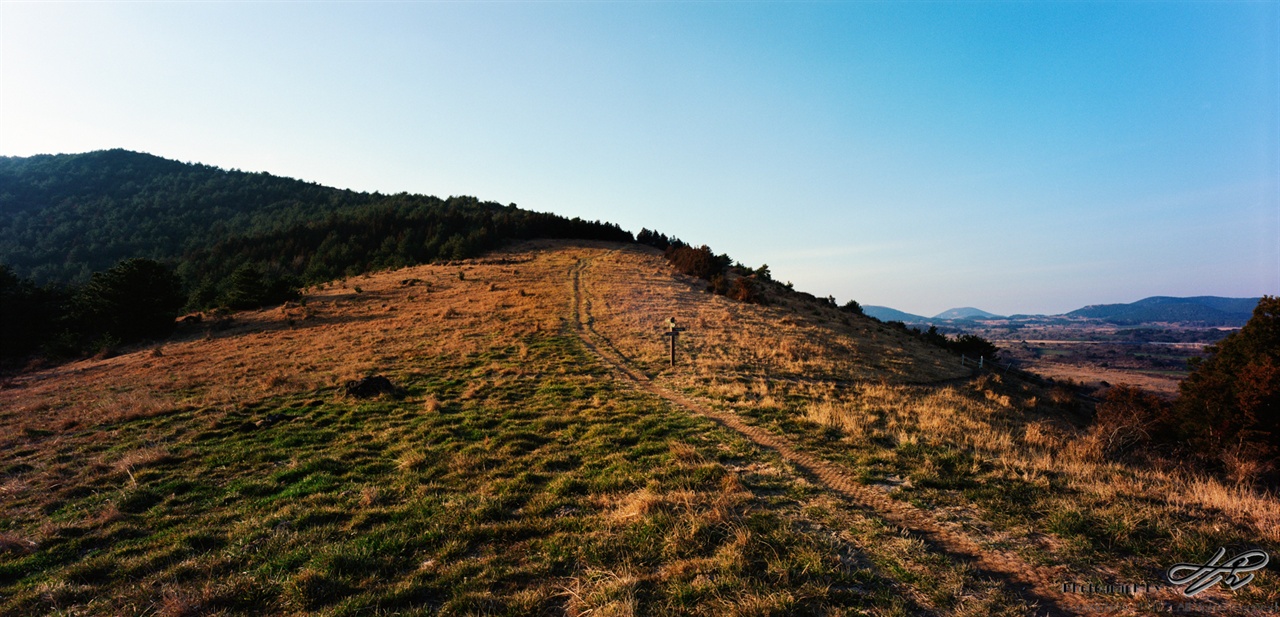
[866,296,1261,327]
[862,305,930,323]
[933,307,1004,320]
[1066,296,1260,326]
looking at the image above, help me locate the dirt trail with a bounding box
[568,257,1094,617]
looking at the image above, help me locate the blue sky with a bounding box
[1,1,1276,316]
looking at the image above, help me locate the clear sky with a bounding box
[1,1,1276,316]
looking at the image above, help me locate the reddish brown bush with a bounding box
[1092,385,1173,461]
[664,245,726,280]
[727,277,759,303]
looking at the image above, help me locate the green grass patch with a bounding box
[0,333,924,615]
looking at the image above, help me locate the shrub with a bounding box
[664,245,728,280]
[221,264,300,310]
[949,333,999,361]
[923,325,947,348]
[1091,385,1174,461]
[707,274,730,295]
[727,277,759,303]
[1172,296,1279,481]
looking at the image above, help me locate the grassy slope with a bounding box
[578,245,1280,615]
[1,240,1277,616]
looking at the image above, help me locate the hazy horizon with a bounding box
[2,2,1276,316]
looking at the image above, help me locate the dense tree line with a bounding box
[1093,296,1280,485]
[180,197,629,308]
[0,259,184,366]
[0,265,62,361]
[0,150,377,284]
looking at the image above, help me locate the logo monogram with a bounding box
[1166,548,1270,597]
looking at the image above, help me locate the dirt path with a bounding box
[568,258,1092,617]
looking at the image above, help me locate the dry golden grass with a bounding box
[0,532,37,555]
[561,567,640,617]
[5,239,1274,548]
[3,239,1277,613]
[576,244,966,386]
[0,241,572,449]
[744,370,1280,546]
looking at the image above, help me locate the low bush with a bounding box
[1090,385,1173,461]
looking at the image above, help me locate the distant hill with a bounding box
[1067,296,1260,326]
[863,305,930,323]
[863,306,1003,323]
[866,296,1261,328]
[0,149,630,292]
[0,149,374,283]
[933,307,1003,320]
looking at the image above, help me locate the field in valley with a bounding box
[2,241,1276,616]
[993,339,1206,399]
[959,324,1228,399]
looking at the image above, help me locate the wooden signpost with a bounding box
[662,317,686,366]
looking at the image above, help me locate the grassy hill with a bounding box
[0,150,631,364]
[3,241,1276,615]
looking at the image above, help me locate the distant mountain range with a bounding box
[1064,296,1260,326]
[866,296,1262,328]
[864,306,1005,322]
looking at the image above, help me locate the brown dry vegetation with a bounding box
[0,246,563,446]
[576,246,1280,545]
[2,240,1277,615]
[578,245,966,385]
[572,247,1280,614]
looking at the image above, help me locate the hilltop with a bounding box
[3,240,1277,615]
[0,150,630,365]
[0,149,374,283]
[932,307,1003,321]
[0,150,629,290]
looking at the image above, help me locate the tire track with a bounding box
[568,257,1088,617]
